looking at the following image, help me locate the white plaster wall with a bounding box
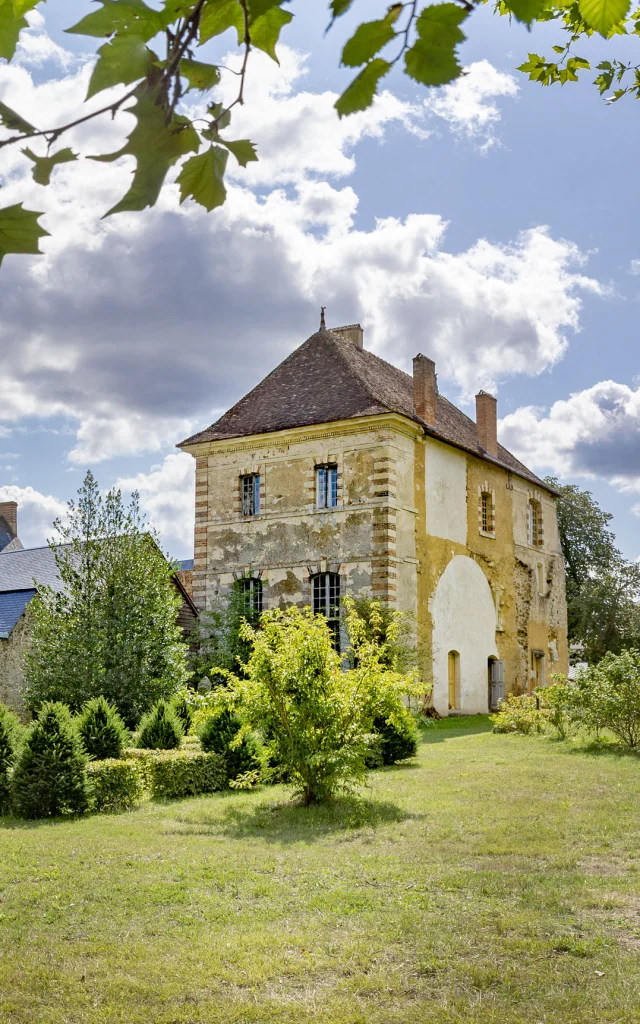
[431,555,498,715]
[425,441,467,544]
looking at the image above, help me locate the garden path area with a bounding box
[3,717,640,1023]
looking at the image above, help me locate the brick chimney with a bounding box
[0,500,17,537]
[413,354,437,427]
[475,390,497,456]
[332,323,363,349]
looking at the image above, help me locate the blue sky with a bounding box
[0,0,638,559]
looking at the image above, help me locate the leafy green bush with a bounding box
[371,708,418,764]
[78,696,128,760]
[491,693,545,735]
[123,748,226,798]
[87,758,146,812]
[538,680,576,740]
[586,650,640,747]
[198,708,259,782]
[0,704,23,815]
[136,700,183,749]
[234,602,420,804]
[171,690,194,734]
[11,702,88,819]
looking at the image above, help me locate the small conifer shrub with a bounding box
[0,704,23,814]
[198,709,259,781]
[371,711,418,765]
[78,696,128,760]
[136,699,183,750]
[11,702,88,819]
[171,690,194,734]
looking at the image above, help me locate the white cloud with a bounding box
[0,30,601,461]
[630,259,640,276]
[0,484,67,547]
[500,380,640,494]
[15,10,76,70]
[116,453,195,553]
[423,60,519,150]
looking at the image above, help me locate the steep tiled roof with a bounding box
[0,589,36,638]
[179,328,548,490]
[0,545,66,594]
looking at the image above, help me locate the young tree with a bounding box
[0,0,637,264]
[234,603,419,804]
[546,477,640,662]
[24,471,188,726]
[11,702,89,819]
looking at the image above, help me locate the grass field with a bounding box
[3,717,640,1023]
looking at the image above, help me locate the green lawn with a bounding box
[3,719,640,1023]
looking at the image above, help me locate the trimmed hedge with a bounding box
[87,758,146,813]
[123,748,226,799]
[137,700,183,750]
[78,697,128,760]
[198,709,260,781]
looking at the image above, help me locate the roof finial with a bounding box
[319,306,326,331]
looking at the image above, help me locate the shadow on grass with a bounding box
[562,739,640,761]
[171,792,416,843]
[420,715,494,744]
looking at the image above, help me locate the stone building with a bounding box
[180,319,568,715]
[0,505,198,717]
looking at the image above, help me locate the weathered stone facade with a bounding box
[180,323,568,715]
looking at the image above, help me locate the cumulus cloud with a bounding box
[500,379,640,495]
[630,259,640,276]
[116,453,195,553]
[0,30,600,463]
[0,484,67,547]
[422,60,519,150]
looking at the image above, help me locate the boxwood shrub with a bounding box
[123,748,226,799]
[87,758,146,813]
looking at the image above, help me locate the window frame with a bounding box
[312,571,341,649]
[527,498,541,547]
[241,473,260,517]
[315,463,338,509]
[236,576,262,616]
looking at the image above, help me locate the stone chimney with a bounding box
[332,323,364,349]
[412,354,437,427]
[475,390,497,456]
[0,500,17,537]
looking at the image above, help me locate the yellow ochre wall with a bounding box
[183,413,568,714]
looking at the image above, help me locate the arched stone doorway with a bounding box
[431,555,498,715]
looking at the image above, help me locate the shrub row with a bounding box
[492,649,640,749]
[121,748,226,800]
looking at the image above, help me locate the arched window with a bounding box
[528,499,541,546]
[312,572,341,649]
[235,576,262,617]
[447,650,460,710]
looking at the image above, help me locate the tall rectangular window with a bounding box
[241,474,260,516]
[528,499,541,546]
[312,572,341,649]
[316,464,338,509]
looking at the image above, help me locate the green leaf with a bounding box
[66,0,164,41]
[87,34,152,99]
[0,3,27,60]
[206,101,231,130]
[12,0,39,15]
[176,145,228,211]
[220,137,258,166]
[90,75,200,216]
[404,3,468,87]
[250,5,293,61]
[341,17,397,68]
[504,0,547,24]
[247,0,287,17]
[329,0,354,19]
[335,58,391,118]
[0,204,48,266]
[199,0,243,43]
[23,147,77,186]
[180,57,220,91]
[0,100,35,134]
[578,0,630,34]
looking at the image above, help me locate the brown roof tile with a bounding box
[178,329,550,491]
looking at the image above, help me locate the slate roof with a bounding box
[178,558,194,572]
[0,545,65,594]
[178,328,549,490]
[0,589,37,639]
